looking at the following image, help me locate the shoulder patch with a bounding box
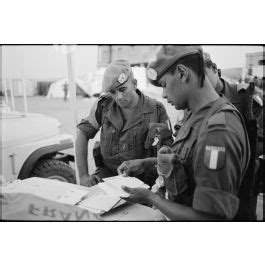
[207,112,226,126]
[204,145,226,170]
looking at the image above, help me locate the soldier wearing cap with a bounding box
[204,53,263,130]
[120,46,250,220]
[76,60,173,187]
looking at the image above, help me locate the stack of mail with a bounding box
[77,185,122,214]
[2,176,149,215]
[78,175,149,214]
[98,175,149,197]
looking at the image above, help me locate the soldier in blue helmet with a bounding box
[76,60,173,187]
[119,46,250,220]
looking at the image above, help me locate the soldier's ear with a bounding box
[176,64,188,82]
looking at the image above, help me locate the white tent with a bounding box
[89,67,106,96]
[46,77,92,99]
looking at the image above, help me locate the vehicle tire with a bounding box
[30,159,76,184]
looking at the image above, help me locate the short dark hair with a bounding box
[205,60,217,71]
[166,53,205,87]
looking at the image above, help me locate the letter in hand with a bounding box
[80,174,102,187]
[120,186,152,204]
[117,160,145,177]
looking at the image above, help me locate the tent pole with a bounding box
[9,78,15,111]
[22,78,28,115]
[66,46,80,184]
[3,79,9,105]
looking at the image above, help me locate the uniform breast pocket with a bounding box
[128,132,136,152]
[130,123,148,150]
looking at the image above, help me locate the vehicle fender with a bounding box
[18,141,73,180]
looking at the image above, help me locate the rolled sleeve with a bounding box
[193,186,239,219]
[77,119,98,139]
[77,100,101,138]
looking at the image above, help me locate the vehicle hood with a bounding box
[1,112,62,149]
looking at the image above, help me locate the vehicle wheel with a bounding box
[30,159,76,184]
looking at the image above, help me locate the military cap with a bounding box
[146,45,203,87]
[102,60,134,93]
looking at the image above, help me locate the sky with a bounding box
[2,45,263,80]
[2,45,98,79]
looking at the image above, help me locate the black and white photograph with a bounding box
[1,45,264,221]
[0,2,264,264]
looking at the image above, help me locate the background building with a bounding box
[97,45,157,67]
[245,51,264,77]
[246,51,265,68]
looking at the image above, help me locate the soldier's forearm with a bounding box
[143,157,157,170]
[76,153,89,177]
[75,131,90,177]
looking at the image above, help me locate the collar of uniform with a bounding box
[173,99,220,145]
[122,90,157,132]
[190,98,222,125]
[107,89,155,113]
[121,89,155,132]
[104,89,154,132]
[138,90,156,114]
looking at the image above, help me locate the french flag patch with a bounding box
[204,145,226,170]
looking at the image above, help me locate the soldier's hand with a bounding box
[120,186,153,204]
[145,122,172,149]
[80,174,102,187]
[157,146,176,178]
[117,159,145,177]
